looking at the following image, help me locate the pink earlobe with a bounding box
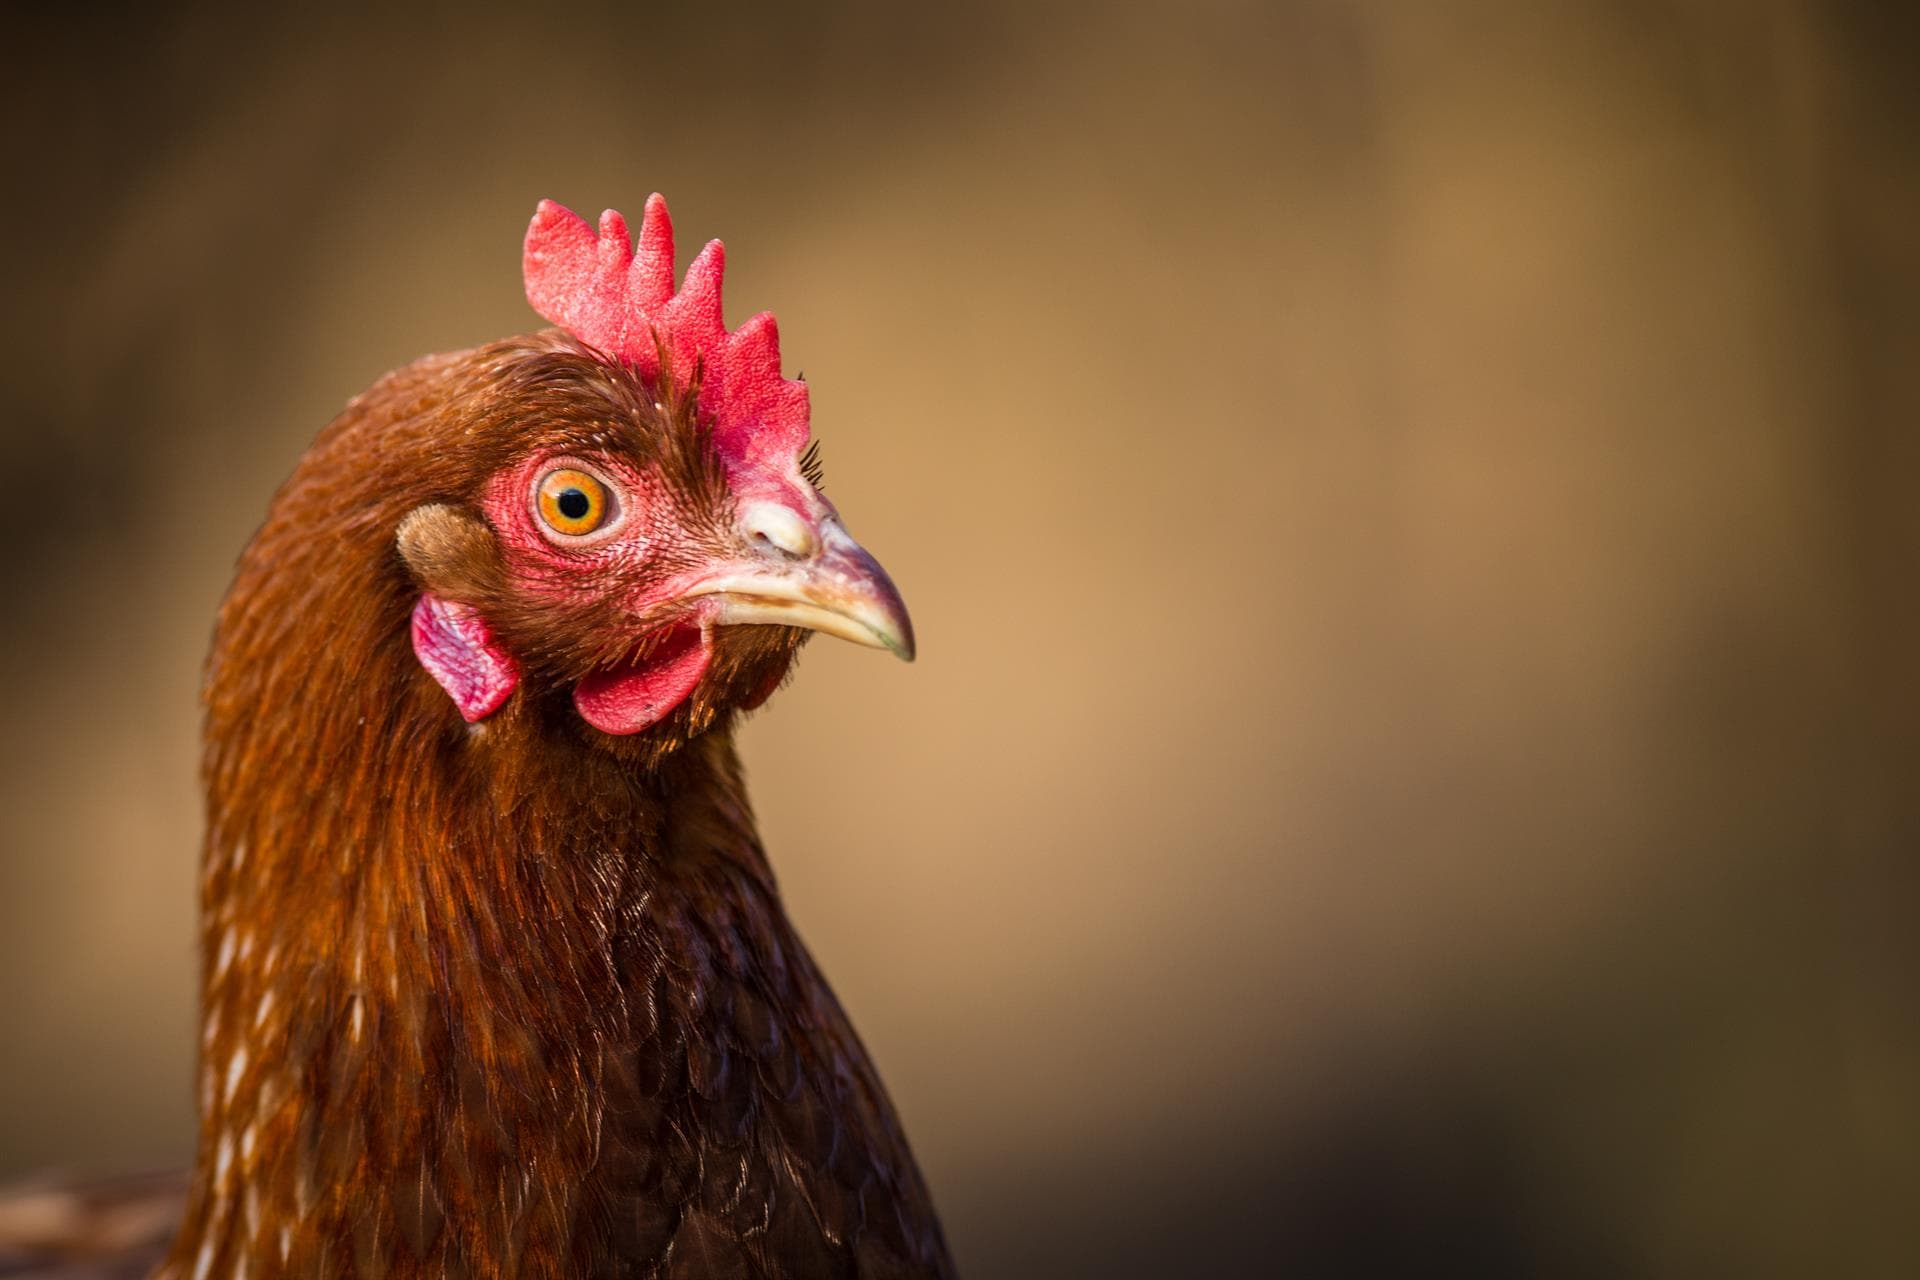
[411,593,519,722]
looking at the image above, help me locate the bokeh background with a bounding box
[4,1,1916,1275]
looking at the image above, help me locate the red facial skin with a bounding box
[453,447,825,735]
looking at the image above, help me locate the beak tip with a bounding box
[887,611,916,662]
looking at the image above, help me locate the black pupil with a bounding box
[556,487,592,521]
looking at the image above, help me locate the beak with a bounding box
[687,516,915,661]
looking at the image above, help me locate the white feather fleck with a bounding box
[225,1046,250,1102]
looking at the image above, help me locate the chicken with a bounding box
[133,195,952,1279]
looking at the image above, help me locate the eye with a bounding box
[535,467,614,538]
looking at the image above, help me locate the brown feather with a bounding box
[393,504,502,603]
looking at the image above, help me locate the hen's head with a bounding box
[381,195,910,761]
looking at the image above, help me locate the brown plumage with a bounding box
[0,1171,184,1278]
[142,327,953,1279]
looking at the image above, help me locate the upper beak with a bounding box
[686,516,915,661]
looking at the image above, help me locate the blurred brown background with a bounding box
[3,1,1916,1275]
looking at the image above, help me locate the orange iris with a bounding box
[536,468,611,536]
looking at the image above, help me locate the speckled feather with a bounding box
[142,337,953,1280]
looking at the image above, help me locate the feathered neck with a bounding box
[170,643,766,1278]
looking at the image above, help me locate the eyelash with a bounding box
[799,440,825,489]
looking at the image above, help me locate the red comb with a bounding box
[523,195,810,479]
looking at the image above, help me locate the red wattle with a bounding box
[572,624,712,735]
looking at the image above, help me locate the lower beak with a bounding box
[687,521,915,661]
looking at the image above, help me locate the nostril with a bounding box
[749,529,796,559]
[740,502,817,562]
